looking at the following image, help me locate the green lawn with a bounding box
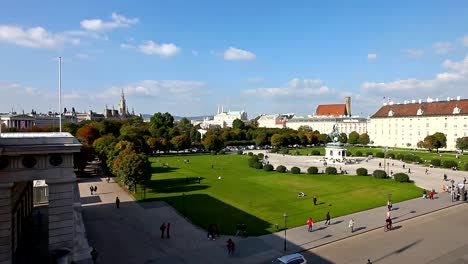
[140,154,421,236]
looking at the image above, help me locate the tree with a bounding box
[271,134,285,147]
[177,117,193,132]
[348,131,360,144]
[255,132,269,146]
[93,135,118,174]
[202,135,223,151]
[113,150,152,193]
[318,134,330,144]
[456,137,468,152]
[76,125,100,145]
[73,143,94,173]
[423,135,437,152]
[358,133,370,145]
[63,122,80,136]
[150,112,174,130]
[171,135,190,152]
[189,127,201,146]
[417,141,425,149]
[338,132,348,144]
[232,119,245,130]
[433,132,447,151]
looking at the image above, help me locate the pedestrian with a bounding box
[94,186,98,194]
[390,170,393,177]
[211,164,214,169]
[387,200,392,211]
[166,222,171,239]
[115,196,120,208]
[464,177,467,184]
[198,176,201,184]
[90,186,93,195]
[307,217,313,232]
[403,164,405,169]
[325,212,331,225]
[379,162,381,168]
[348,218,355,233]
[106,176,110,183]
[425,168,428,175]
[408,168,411,174]
[429,189,434,199]
[367,259,373,264]
[313,196,317,206]
[91,247,98,264]
[386,210,391,219]
[160,223,166,239]
[226,238,235,255]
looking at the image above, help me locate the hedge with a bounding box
[366,151,374,157]
[325,167,337,175]
[218,150,226,155]
[463,163,468,171]
[396,154,404,160]
[237,150,243,155]
[263,164,274,171]
[257,153,264,159]
[355,151,363,157]
[307,167,319,174]
[373,169,387,178]
[311,150,321,155]
[375,152,385,158]
[276,165,287,173]
[248,152,253,156]
[280,148,289,155]
[346,150,352,156]
[356,168,368,176]
[394,173,410,182]
[442,160,458,169]
[387,153,395,159]
[291,167,301,174]
[430,159,441,167]
[254,162,263,169]
[248,156,259,168]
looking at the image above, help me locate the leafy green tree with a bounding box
[73,143,94,173]
[348,131,360,144]
[189,127,201,146]
[76,125,100,145]
[202,135,223,151]
[150,112,174,130]
[358,133,370,145]
[232,119,246,130]
[433,132,447,151]
[93,135,118,173]
[255,132,269,146]
[177,117,193,132]
[318,133,330,144]
[113,150,152,193]
[423,135,437,152]
[271,134,285,147]
[338,132,348,144]
[171,135,190,152]
[63,122,80,136]
[456,137,468,152]
[297,131,308,146]
[119,124,147,153]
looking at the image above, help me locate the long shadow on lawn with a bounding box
[142,193,272,236]
[151,166,179,174]
[146,177,209,193]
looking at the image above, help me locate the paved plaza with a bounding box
[79,153,468,264]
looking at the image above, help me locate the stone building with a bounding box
[0,132,91,263]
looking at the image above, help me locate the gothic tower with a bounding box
[118,89,127,118]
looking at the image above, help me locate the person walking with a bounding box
[160,223,166,239]
[90,186,94,195]
[348,218,355,233]
[106,176,110,183]
[226,238,235,255]
[325,211,331,225]
[313,196,317,206]
[387,200,392,211]
[166,222,171,239]
[307,217,313,232]
[94,186,98,194]
[115,196,120,208]
[425,168,428,175]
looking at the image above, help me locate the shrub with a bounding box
[276,165,287,173]
[263,164,274,171]
[462,163,468,171]
[270,147,279,153]
[366,151,374,157]
[396,154,404,161]
[412,155,422,163]
[375,152,385,158]
[248,152,253,156]
[211,151,217,155]
[311,150,321,155]
[355,151,363,157]
[280,148,289,155]
[442,160,458,169]
[356,168,368,176]
[325,167,337,175]
[248,155,259,168]
[307,166,319,174]
[237,150,243,155]
[373,169,387,179]
[291,167,301,174]
[430,159,441,167]
[257,153,264,159]
[387,153,395,159]
[346,150,352,156]
[403,154,414,162]
[394,173,410,182]
[295,150,300,155]
[254,162,263,169]
[218,150,226,155]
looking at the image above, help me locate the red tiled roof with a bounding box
[316,104,347,116]
[371,99,468,118]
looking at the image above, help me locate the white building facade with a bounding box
[368,98,468,150]
[286,116,368,135]
[200,107,248,129]
[256,114,289,129]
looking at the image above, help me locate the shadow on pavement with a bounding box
[354,226,367,232]
[373,239,422,263]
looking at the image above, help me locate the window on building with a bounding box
[445,123,448,128]
[417,108,423,115]
[388,110,394,117]
[426,123,429,127]
[453,107,461,114]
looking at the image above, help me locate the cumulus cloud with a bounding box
[433,42,453,54]
[367,53,378,60]
[120,43,135,49]
[243,78,332,97]
[224,47,256,61]
[99,80,205,99]
[361,55,468,98]
[80,13,138,32]
[405,49,424,59]
[0,25,80,49]
[138,41,180,57]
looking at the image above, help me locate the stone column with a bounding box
[0,183,13,264]
[47,178,75,252]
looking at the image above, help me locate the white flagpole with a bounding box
[59,57,62,133]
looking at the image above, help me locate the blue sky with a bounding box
[1,1,468,117]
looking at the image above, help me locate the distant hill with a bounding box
[141,114,213,121]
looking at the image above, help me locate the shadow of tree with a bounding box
[151,166,179,174]
[146,177,208,194]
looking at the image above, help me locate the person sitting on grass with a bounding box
[298,192,305,197]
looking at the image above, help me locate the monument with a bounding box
[324,125,347,163]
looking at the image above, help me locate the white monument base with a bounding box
[325,146,347,163]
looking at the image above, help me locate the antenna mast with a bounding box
[59,57,62,133]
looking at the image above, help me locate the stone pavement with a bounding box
[78,154,467,263]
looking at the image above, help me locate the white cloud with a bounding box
[367,53,378,60]
[224,47,256,61]
[138,41,180,57]
[120,43,135,49]
[80,13,138,32]
[0,25,80,49]
[243,78,331,97]
[361,55,468,98]
[433,42,453,54]
[99,80,205,99]
[462,35,468,47]
[405,49,424,59]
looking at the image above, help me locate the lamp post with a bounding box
[283,213,288,251]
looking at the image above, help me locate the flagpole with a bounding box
[59,57,62,133]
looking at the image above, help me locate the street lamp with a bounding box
[283,213,288,251]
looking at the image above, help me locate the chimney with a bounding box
[345,96,351,116]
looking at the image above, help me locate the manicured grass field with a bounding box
[141,154,421,236]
